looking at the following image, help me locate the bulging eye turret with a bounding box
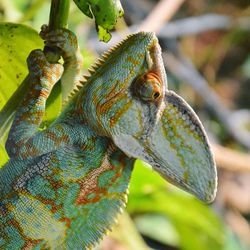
[134,72,162,102]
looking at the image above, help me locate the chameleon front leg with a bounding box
[5,49,64,159]
[6,27,84,160]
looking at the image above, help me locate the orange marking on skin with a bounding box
[46,71,56,83]
[29,192,63,215]
[97,88,128,116]
[4,217,43,250]
[109,100,132,128]
[147,72,162,85]
[92,85,103,107]
[9,139,39,159]
[24,145,39,157]
[46,127,70,146]
[88,60,138,128]
[21,239,44,250]
[40,89,50,98]
[46,131,58,142]
[76,155,113,205]
[43,172,64,192]
[16,168,65,215]
[76,150,126,205]
[127,56,140,66]
[21,88,43,107]
[61,217,71,228]
[15,110,44,127]
[105,80,120,101]
[95,85,128,131]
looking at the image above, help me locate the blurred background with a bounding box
[0,0,250,249]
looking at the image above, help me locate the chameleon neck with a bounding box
[0,131,134,249]
[58,84,107,136]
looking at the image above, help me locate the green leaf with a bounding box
[0,23,43,110]
[128,160,225,250]
[0,140,9,166]
[223,229,248,250]
[134,214,180,247]
[73,0,124,42]
[110,212,150,250]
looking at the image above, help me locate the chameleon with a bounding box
[0,26,217,249]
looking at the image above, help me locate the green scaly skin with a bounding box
[0,27,217,249]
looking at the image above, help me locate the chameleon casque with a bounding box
[0,26,217,249]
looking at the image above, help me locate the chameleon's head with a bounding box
[84,32,166,139]
[83,32,217,203]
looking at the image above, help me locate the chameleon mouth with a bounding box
[113,90,217,203]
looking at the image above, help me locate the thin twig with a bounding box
[45,0,70,63]
[212,144,250,172]
[158,14,250,38]
[48,0,70,31]
[226,210,250,245]
[138,0,186,33]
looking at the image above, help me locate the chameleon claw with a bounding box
[27,49,47,75]
[40,28,78,59]
[27,49,63,84]
[39,24,50,40]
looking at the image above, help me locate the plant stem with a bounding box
[45,0,70,63]
[49,0,70,30]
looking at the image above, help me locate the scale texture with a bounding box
[0,27,217,249]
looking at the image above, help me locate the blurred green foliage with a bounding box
[128,161,245,250]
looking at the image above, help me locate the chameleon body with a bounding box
[0,27,217,249]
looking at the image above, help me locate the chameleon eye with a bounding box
[134,73,162,101]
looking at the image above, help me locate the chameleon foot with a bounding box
[40,25,79,60]
[27,49,64,88]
